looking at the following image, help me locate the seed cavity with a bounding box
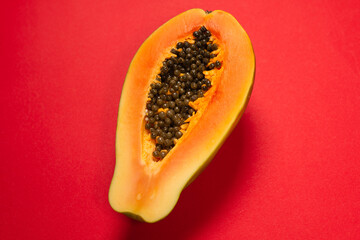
[145,26,222,161]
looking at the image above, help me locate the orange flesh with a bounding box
[109,9,255,222]
[142,32,224,164]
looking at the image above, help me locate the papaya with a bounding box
[109,9,255,223]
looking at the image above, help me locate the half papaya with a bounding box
[109,9,255,223]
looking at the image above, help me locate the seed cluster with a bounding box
[145,26,222,161]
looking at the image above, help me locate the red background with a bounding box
[1,0,360,239]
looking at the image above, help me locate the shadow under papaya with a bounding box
[123,112,258,240]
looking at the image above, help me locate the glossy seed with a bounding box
[160,151,167,159]
[175,131,183,139]
[153,150,160,158]
[215,60,222,68]
[157,136,164,144]
[176,42,183,49]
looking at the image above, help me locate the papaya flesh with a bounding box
[109,9,255,223]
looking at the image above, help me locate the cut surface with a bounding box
[109,9,255,223]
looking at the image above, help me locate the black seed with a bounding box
[171,48,178,55]
[184,41,190,48]
[152,105,159,112]
[215,60,222,68]
[153,150,160,158]
[168,101,175,109]
[174,69,180,76]
[198,64,205,72]
[191,82,198,89]
[174,106,180,113]
[177,51,184,58]
[188,109,195,115]
[149,117,155,124]
[183,98,190,106]
[166,132,173,139]
[162,66,169,72]
[157,136,164,144]
[193,31,200,38]
[196,72,203,80]
[145,123,151,129]
[204,79,211,86]
[179,88,185,95]
[151,132,157,139]
[208,63,215,70]
[157,99,164,106]
[212,44,218,51]
[175,99,183,107]
[201,39,207,47]
[175,131,183,139]
[159,111,166,119]
[176,42,183,49]
[172,92,179,99]
[167,60,174,66]
[185,91,192,98]
[160,151,167,159]
[156,145,162,151]
[158,121,165,128]
[190,95,198,101]
[210,53,216,58]
[148,110,154,117]
[165,117,172,125]
[175,120,182,126]
[180,75,186,81]
[200,26,207,32]
[165,139,172,147]
[150,88,157,95]
[186,74,193,81]
[169,80,176,86]
[166,109,175,118]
